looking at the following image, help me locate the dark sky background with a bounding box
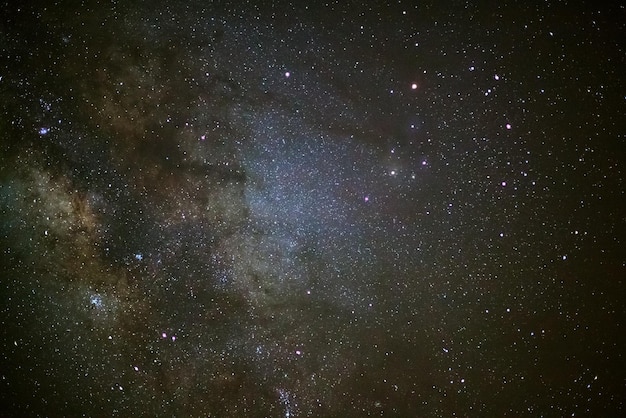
[1,0,624,416]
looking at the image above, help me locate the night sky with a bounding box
[1,1,625,416]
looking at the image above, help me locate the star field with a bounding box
[1,1,625,416]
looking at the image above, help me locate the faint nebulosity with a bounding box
[0,1,624,416]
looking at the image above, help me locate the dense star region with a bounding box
[1,1,625,416]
